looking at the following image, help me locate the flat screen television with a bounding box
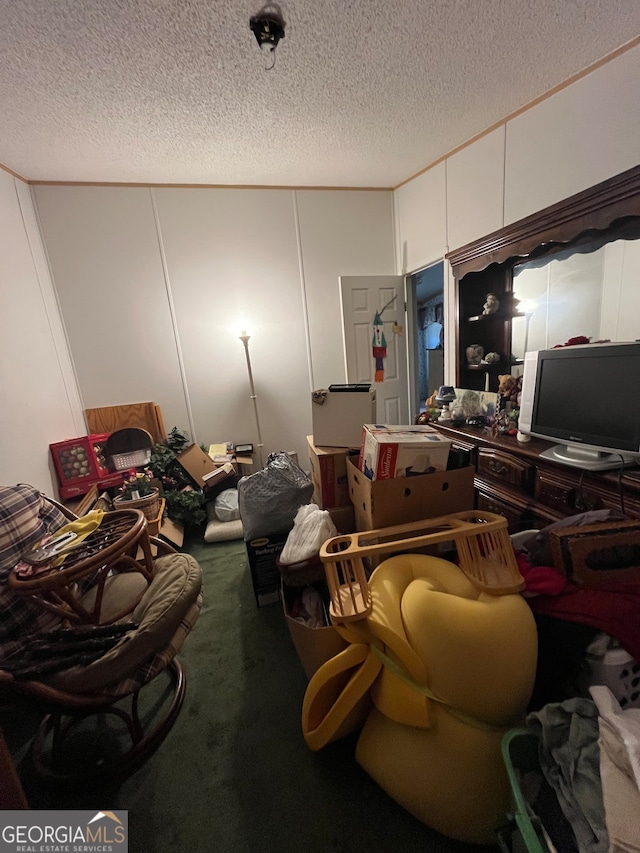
[518,341,640,471]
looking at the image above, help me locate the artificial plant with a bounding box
[148,427,206,527]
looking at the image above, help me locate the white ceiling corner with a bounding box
[0,0,639,188]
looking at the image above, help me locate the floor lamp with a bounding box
[239,331,265,469]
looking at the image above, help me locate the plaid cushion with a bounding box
[0,484,68,643]
[106,591,203,697]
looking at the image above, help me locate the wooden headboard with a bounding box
[85,401,166,444]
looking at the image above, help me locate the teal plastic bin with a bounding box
[497,728,550,853]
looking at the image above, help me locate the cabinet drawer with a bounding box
[534,469,640,518]
[476,491,524,533]
[476,482,560,534]
[535,470,603,515]
[477,449,534,493]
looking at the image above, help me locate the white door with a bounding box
[339,275,409,423]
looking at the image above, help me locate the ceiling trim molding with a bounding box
[0,162,28,182]
[393,33,640,192]
[25,180,393,192]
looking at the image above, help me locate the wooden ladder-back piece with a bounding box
[85,402,166,444]
[320,510,525,623]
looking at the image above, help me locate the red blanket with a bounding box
[517,554,640,663]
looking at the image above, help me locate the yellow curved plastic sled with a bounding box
[302,548,537,845]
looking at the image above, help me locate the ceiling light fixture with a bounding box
[250,4,286,71]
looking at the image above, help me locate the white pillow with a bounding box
[215,488,240,522]
[204,499,244,543]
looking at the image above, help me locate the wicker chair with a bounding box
[0,484,202,786]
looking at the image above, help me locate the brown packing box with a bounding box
[176,444,218,488]
[281,581,348,680]
[328,504,356,535]
[346,456,474,531]
[158,515,185,549]
[307,435,354,509]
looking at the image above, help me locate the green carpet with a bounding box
[2,534,496,852]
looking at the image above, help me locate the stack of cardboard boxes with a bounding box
[287,388,475,681]
[308,386,475,535]
[307,386,378,532]
[349,424,474,531]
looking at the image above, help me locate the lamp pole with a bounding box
[239,331,264,469]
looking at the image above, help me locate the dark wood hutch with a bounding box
[438,164,640,532]
[447,164,640,392]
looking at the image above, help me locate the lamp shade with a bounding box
[435,386,456,406]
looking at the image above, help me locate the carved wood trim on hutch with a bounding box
[446,164,640,391]
[446,164,640,279]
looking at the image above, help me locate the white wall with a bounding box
[33,185,395,469]
[394,42,640,385]
[0,171,85,493]
[295,190,396,388]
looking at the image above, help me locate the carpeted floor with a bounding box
[1,533,497,852]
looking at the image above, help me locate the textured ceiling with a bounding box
[0,0,639,188]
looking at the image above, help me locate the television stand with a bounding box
[431,423,640,532]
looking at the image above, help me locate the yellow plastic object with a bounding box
[320,510,525,623]
[301,643,380,752]
[302,551,537,845]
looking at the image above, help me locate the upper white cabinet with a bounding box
[504,46,640,225]
[447,127,505,252]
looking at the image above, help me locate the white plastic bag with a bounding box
[215,488,240,522]
[279,503,338,565]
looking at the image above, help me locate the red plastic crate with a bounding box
[50,434,113,499]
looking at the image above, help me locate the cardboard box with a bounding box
[281,581,348,679]
[346,456,474,531]
[307,435,355,509]
[158,515,185,550]
[311,388,376,447]
[359,424,451,480]
[328,504,356,535]
[202,462,235,489]
[245,530,290,606]
[176,443,218,488]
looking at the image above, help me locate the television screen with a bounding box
[519,342,640,470]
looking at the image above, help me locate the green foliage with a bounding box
[148,428,191,491]
[167,427,190,454]
[147,426,206,528]
[163,488,206,527]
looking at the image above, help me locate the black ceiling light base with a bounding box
[250,4,286,69]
